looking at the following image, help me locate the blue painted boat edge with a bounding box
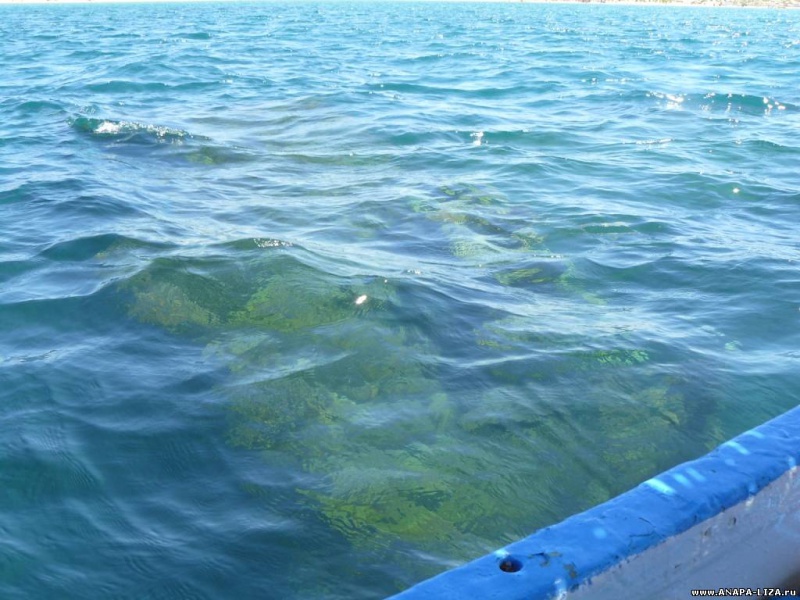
[388,405,800,600]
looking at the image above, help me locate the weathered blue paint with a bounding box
[389,406,800,599]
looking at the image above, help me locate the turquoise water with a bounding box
[2,2,799,597]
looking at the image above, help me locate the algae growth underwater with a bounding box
[1,2,799,598]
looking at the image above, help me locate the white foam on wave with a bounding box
[94,120,122,134]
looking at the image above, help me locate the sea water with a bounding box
[1,2,799,598]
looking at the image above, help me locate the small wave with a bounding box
[84,76,222,94]
[14,99,66,114]
[181,144,259,166]
[1,177,85,206]
[214,238,296,252]
[85,80,178,94]
[699,92,793,115]
[69,116,204,145]
[172,31,213,40]
[68,116,256,166]
[647,91,795,116]
[39,233,170,263]
[365,81,521,100]
[739,138,799,155]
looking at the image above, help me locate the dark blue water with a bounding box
[2,2,799,597]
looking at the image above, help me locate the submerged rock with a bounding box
[113,226,722,562]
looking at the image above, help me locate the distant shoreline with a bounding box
[2,0,798,7]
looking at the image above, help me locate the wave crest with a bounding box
[68,116,204,145]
